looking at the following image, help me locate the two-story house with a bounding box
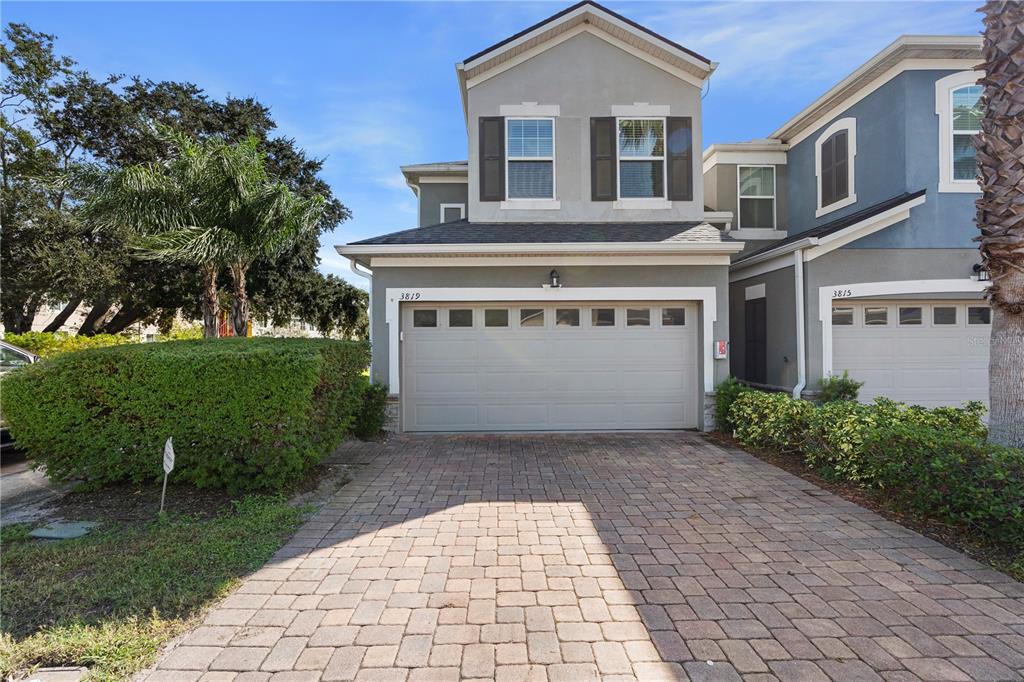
[337,1,744,432]
[705,36,989,409]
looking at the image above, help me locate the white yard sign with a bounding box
[160,437,174,514]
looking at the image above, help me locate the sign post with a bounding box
[160,437,175,514]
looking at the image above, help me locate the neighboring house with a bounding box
[704,36,989,409]
[338,1,744,432]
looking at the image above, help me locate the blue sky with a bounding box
[6,1,981,286]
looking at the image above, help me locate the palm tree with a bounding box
[85,129,323,338]
[976,0,1024,447]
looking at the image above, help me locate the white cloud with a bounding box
[632,1,979,86]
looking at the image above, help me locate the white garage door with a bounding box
[832,299,990,408]
[401,302,699,431]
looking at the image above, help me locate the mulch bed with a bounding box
[39,459,350,525]
[703,431,1023,582]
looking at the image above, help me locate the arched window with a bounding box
[936,71,983,193]
[815,117,856,217]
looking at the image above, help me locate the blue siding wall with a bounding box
[785,70,978,249]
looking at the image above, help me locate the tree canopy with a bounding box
[1,23,366,338]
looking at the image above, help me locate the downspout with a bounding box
[349,260,374,383]
[792,248,807,399]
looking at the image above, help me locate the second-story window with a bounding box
[951,84,982,181]
[815,117,856,217]
[506,118,554,199]
[738,166,775,229]
[618,118,665,198]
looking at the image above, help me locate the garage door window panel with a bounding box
[662,308,686,326]
[899,306,923,326]
[520,308,545,327]
[485,309,509,327]
[413,309,438,328]
[933,306,958,325]
[864,307,888,326]
[832,306,854,326]
[591,308,616,327]
[968,306,991,325]
[627,308,651,326]
[449,309,473,328]
[556,308,580,327]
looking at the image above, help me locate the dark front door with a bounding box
[745,298,767,384]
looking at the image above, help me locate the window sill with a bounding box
[500,200,560,210]
[613,199,672,210]
[728,228,788,240]
[815,194,857,218]
[938,180,981,194]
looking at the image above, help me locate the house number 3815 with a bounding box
[833,289,853,298]
[399,292,421,301]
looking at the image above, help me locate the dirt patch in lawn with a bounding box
[704,432,1024,583]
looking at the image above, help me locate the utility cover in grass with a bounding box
[29,521,98,539]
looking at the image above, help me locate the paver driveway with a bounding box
[146,433,1024,681]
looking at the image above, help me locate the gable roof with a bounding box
[456,1,715,118]
[733,189,927,266]
[771,35,981,145]
[462,1,711,68]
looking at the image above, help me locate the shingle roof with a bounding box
[734,190,928,263]
[349,220,731,246]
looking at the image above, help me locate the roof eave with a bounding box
[337,241,746,257]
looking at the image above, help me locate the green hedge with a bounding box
[1,339,370,492]
[712,377,752,433]
[729,391,1022,549]
[4,331,137,358]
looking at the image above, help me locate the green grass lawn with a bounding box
[0,497,307,680]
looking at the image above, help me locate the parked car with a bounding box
[0,340,38,374]
[1,340,38,462]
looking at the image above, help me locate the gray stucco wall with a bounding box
[418,182,468,227]
[729,266,798,388]
[803,247,981,388]
[785,70,978,248]
[467,31,704,223]
[368,264,731,401]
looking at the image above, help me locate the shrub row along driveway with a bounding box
[146,433,1024,681]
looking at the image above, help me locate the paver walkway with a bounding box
[145,433,1024,681]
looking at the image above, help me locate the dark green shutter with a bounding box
[590,117,616,201]
[479,116,504,202]
[666,117,693,201]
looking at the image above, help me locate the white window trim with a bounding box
[385,287,718,396]
[505,116,555,202]
[818,279,988,378]
[439,203,465,222]
[615,116,667,203]
[936,70,984,193]
[814,117,857,218]
[736,165,777,229]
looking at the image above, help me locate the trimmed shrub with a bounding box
[1,338,370,492]
[354,381,389,440]
[713,377,751,433]
[4,331,136,358]
[860,423,1023,547]
[803,398,989,484]
[818,370,863,403]
[730,391,814,454]
[729,388,1020,551]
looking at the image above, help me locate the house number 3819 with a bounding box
[399,292,421,301]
